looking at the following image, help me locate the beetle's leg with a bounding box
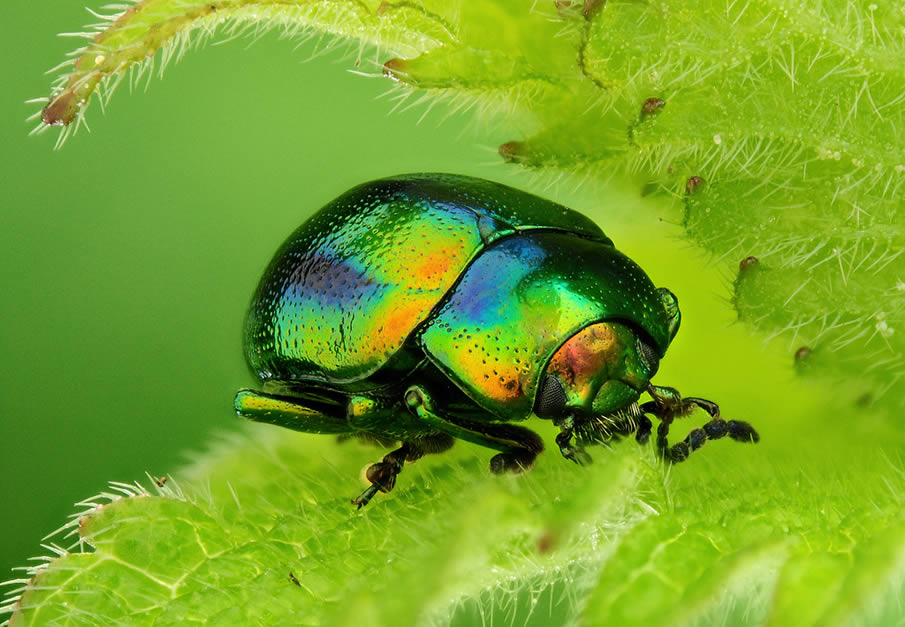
[353,442,418,509]
[656,418,760,462]
[635,415,653,444]
[554,415,592,466]
[235,389,351,434]
[350,434,454,508]
[640,385,759,462]
[405,386,544,475]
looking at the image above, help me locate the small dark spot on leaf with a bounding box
[288,571,301,586]
[685,176,704,194]
[794,346,812,363]
[537,530,558,553]
[739,256,759,272]
[641,97,665,117]
[855,392,873,408]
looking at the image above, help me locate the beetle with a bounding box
[235,173,759,507]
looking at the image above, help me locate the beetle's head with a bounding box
[534,321,661,421]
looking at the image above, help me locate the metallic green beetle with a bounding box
[235,174,759,507]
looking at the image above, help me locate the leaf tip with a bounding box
[41,93,76,127]
[383,58,409,82]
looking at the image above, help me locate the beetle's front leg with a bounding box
[554,415,592,466]
[641,384,759,462]
[405,386,543,475]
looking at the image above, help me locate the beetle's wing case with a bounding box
[244,174,608,388]
[417,232,673,421]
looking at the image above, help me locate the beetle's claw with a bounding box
[352,484,381,509]
[350,442,411,508]
[555,422,593,465]
[569,447,593,466]
[558,443,592,466]
[727,419,760,443]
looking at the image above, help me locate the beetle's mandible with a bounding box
[235,174,759,507]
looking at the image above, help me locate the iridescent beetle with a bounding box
[235,174,758,507]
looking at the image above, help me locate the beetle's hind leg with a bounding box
[641,384,759,462]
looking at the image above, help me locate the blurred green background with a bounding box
[1,1,806,583]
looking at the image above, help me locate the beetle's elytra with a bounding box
[235,173,758,507]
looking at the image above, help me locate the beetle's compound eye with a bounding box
[535,375,567,418]
[636,337,660,378]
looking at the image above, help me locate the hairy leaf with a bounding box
[5,417,905,625]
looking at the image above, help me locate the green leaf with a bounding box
[6,418,905,625]
[4,427,651,624]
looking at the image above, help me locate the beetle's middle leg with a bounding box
[641,384,759,462]
[352,431,457,507]
[405,386,544,475]
[350,441,418,508]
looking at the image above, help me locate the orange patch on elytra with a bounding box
[374,298,431,348]
[411,249,456,287]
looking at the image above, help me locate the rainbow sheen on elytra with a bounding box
[244,173,607,385]
[236,173,758,508]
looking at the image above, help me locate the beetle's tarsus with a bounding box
[562,446,593,466]
[555,423,593,466]
[635,415,653,444]
[727,420,760,443]
[352,484,381,509]
[407,384,544,475]
[352,442,414,508]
